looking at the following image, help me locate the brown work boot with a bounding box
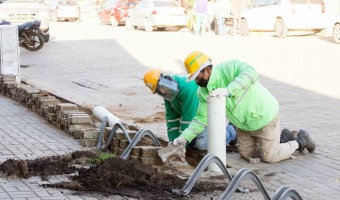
[280,128,296,143]
[295,129,316,154]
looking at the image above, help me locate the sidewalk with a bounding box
[6,17,340,199]
[0,95,110,200]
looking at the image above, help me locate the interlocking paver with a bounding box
[0,95,105,199]
[0,11,339,200]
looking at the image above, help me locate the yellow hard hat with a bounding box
[184,51,212,81]
[143,68,161,93]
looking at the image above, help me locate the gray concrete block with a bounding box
[55,103,79,111]
[81,129,100,139]
[70,115,91,124]
[80,139,97,147]
[140,146,162,158]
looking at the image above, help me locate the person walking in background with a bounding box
[143,68,237,151]
[193,0,208,36]
[215,0,231,36]
[207,0,216,34]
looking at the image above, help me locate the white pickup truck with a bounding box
[0,0,50,42]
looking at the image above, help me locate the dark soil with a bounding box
[0,154,77,180]
[0,150,227,199]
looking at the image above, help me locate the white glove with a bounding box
[209,88,229,97]
[172,137,187,146]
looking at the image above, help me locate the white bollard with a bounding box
[207,95,226,172]
[92,105,121,126]
[0,25,20,83]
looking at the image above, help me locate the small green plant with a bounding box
[87,153,116,164]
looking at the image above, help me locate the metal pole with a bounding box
[207,95,226,172]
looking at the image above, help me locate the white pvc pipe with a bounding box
[92,105,121,126]
[207,95,226,172]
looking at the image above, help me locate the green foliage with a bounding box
[87,153,116,164]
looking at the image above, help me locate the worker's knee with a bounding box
[194,139,207,151]
[226,125,237,144]
[193,129,208,151]
[262,153,278,163]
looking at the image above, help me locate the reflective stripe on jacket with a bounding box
[180,60,279,143]
[165,75,199,141]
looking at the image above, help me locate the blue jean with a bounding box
[191,125,237,151]
[194,13,208,36]
[216,17,226,36]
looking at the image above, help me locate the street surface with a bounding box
[8,11,340,199]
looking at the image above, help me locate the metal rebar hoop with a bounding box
[173,154,249,196]
[120,129,161,159]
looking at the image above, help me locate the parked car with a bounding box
[0,0,50,42]
[97,0,139,26]
[48,0,80,22]
[333,15,340,44]
[89,0,106,10]
[239,0,328,38]
[125,0,188,32]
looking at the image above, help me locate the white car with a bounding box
[239,0,329,38]
[48,0,80,22]
[0,0,50,42]
[125,0,188,32]
[333,15,340,44]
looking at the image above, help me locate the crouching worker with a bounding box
[173,51,316,163]
[143,68,237,150]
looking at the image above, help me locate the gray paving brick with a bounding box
[47,190,67,197]
[2,180,27,187]
[3,186,19,192]
[0,150,12,155]
[7,191,37,198]
[17,186,35,192]
[27,198,42,200]
[0,192,10,199]
[79,196,100,200]
[33,190,53,197]
[63,196,84,200]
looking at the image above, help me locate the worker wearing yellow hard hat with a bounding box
[171,51,316,163]
[143,67,237,150]
[143,68,179,101]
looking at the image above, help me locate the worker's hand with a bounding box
[173,137,187,146]
[209,88,229,97]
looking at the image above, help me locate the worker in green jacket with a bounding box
[143,68,237,150]
[172,51,316,163]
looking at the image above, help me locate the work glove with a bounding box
[209,88,229,97]
[172,138,188,165]
[172,137,187,146]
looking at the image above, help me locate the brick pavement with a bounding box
[0,95,122,200]
[3,13,340,199]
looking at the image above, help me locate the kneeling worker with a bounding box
[143,68,237,150]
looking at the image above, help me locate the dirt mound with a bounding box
[0,155,75,180]
[0,151,226,199]
[49,157,187,199]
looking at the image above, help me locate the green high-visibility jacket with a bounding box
[165,75,199,141]
[180,60,279,143]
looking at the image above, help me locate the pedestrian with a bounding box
[192,0,208,36]
[215,0,231,36]
[143,68,237,151]
[172,51,316,163]
[207,0,216,34]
